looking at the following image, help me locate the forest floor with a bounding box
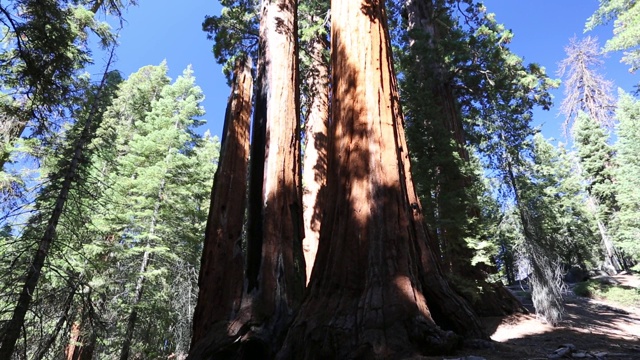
[426,273,640,360]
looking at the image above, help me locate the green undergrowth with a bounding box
[573,280,640,308]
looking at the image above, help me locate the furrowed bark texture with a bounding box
[277,1,486,358]
[188,1,304,358]
[190,57,253,349]
[301,30,330,283]
[245,0,305,349]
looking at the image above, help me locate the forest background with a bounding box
[1,0,639,359]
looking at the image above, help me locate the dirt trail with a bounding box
[423,274,640,360]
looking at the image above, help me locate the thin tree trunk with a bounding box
[587,196,623,273]
[301,30,330,284]
[0,52,115,359]
[505,151,564,326]
[32,284,77,360]
[119,181,163,360]
[278,2,485,358]
[190,57,253,347]
[119,249,151,360]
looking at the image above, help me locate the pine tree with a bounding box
[574,112,622,271]
[558,36,616,135]
[0,54,121,358]
[0,0,117,170]
[586,0,640,76]
[613,91,640,260]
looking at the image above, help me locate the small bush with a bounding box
[573,280,640,307]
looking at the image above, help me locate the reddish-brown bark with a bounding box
[189,57,253,349]
[242,0,304,351]
[188,0,303,358]
[65,322,95,360]
[277,1,486,358]
[301,30,330,284]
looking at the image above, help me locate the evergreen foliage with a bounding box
[586,0,640,75]
[613,91,640,258]
[574,113,617,227]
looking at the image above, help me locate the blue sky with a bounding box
[104,0,637,144]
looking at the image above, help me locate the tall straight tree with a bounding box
[188,0,304,358]
[278,1,486,358]
[574,112,622,272]
[0,54,119,358]
[190,57,253,347]
[399,0,527,316]
[614,91,640,260]
[403,0,471,272]
[299,0,330,283]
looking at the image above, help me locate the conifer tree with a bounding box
[558,36,616,135]
[0,54,121,358]
[613,91,640,260]
[0,0,117,170]
[586,0,640,77]
[574,112,622,271]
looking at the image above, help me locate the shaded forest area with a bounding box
[0,0,639,359]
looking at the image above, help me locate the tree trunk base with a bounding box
[276,285,468,360]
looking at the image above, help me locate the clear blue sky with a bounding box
[104,0,638,143]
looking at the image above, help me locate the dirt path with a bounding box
[423,275,640,360]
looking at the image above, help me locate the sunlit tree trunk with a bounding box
[277,1,486,358]
[189,57,253,347]
[188,0,303,358]
[301,30,330,283]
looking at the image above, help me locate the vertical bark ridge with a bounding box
[277,2,485,358]
[302,30,330,284]
[189,0,303,358]
[190,57,253,349]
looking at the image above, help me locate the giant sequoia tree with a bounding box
[189,0,304,358]
[277,1,486,358]
[191,57,253,347]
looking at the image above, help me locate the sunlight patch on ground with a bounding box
[490,314,554,342]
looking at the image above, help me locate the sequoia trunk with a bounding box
[277,1,486,358]
[187,0,304,358]
[301,30,330,283]
[190,57,253,348]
